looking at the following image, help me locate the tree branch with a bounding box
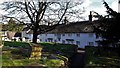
[25,1,34,23]
[57,2,69,24]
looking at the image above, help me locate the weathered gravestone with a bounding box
[29,43,43,59]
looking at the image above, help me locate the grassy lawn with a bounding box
[2,41,77,67]
[2,58,64,67]
[0,54,2,67]
[85,46,120,67]
[40,42,77,58]
[0,48,2,67]
[4,41,77,58]
[4,41,30,48]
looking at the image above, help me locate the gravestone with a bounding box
[29,43,43,59]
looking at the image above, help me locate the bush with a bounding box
[40,43,77,58]
[45,59,64,68]
[11,49,22,55]
[85,46,120,67]
[4,41,30,48]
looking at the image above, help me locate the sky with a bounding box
[0,0,118,22]
[81,0,118,20]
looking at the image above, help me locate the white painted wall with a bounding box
[22,31,33,42]
[22,32,98,48]
[38,33,98,48]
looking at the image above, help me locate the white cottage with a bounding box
[38,33,97,48]
[22,20,100,48]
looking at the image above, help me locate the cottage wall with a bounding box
[22,31,98,48]
[38,33,97,48]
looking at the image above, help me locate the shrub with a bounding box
[45,59,64,68]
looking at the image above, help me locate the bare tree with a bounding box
[1,0,85,43]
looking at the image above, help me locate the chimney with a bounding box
[89,11,92,21]
[64,17,68,25]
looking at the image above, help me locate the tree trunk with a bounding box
[32,29,38,43]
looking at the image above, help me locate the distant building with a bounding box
[38,33,97,48]
[22,20,101,48]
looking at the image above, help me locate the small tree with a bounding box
[6,18,24,32]
[2,18,24,39]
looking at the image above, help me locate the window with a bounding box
[45,39,47,42]
[71,41,74,44]
[48,38,53,42]
[40,39,42,41]
[67,41,70,44]
[88,42,94,46]
[62,34,65,36]
[66,39,74,44]
[58,38,61,41]
[68,33,72,37]
[54,40,57,43]
[76,41,80,45]
[89,33,94,37]
[76,33,80,37]
[62,40,65,44]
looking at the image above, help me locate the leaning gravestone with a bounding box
[29,43,43,59]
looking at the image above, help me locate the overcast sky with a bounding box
[81,0,118,20]
[0,0,118,21]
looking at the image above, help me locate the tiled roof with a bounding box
[47,21,95,33]
[23,20,98,34]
